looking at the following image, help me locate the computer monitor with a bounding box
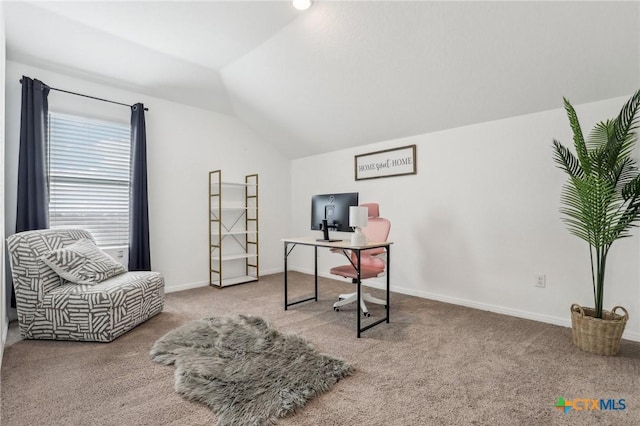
[311,192,359,241]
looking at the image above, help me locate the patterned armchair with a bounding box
[7,228,165,342]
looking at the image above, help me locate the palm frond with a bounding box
[612,177,640,240]
[552,140,583,179]
[563,98,590,174]
[589,120,625,173]
[621,172,640,201]
[613,89,640,143]
[587,120,614,150]
[610,157,637,193]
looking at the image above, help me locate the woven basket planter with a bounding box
[570,304,628,356]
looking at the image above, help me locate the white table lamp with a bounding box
[349,206,368,246]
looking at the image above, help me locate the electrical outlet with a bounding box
[116,250,124,259]
[535,274,546,288]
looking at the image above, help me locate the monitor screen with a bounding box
[310,192,359,233]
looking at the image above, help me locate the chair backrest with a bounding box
[351,203,390,270]
[6,228,95,331]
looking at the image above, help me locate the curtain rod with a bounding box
[19,78,149,111]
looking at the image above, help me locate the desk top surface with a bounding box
[282,236,393,250]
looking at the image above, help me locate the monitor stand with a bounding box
[317,219,341,242]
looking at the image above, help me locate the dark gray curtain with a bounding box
[128,103,151,271]
[12,76,50,306]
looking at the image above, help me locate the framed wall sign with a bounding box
[354,144,417,181]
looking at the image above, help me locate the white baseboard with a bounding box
[165,268,284,294]
[260,267,283,277]
[288,267,640,343]
[1,316,8,369]
[165,280,209,293]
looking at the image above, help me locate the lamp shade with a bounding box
[349,206,368,228]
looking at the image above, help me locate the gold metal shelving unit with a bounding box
[209,170,259,287]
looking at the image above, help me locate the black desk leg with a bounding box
[283,243,317,309]
[284,242,288,310]
[314,245,318,301]
[386,245,390,323]
[356,249,362,338]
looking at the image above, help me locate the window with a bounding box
[48,112,131,248]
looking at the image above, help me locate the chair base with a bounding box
[333,292,387,316]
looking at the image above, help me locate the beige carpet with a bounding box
[2,272,639,425]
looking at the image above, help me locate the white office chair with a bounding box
[330,203,390,316]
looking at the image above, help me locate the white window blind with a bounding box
[48,112,131,248]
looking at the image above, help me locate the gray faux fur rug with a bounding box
[150,315,354,425]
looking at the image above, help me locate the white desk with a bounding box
[282,237,393,337]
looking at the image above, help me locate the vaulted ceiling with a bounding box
[5,1,640,159]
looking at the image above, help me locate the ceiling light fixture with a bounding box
[292,0,312,11]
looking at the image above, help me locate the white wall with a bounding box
[4,61,291,298]
[289,96,640,341]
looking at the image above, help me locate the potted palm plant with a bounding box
[552,90,640,356]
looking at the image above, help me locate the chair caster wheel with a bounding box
[338,297,344,301]
[334,307,339,312]
[363,312,370,317]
